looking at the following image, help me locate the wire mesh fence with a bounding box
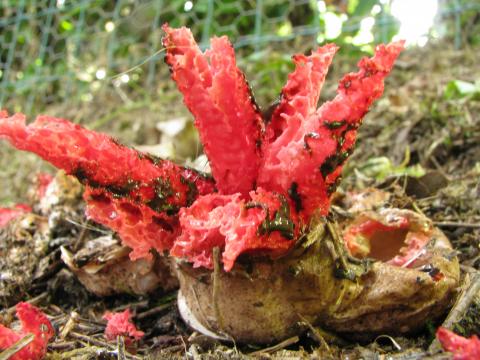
[0,0,479,114]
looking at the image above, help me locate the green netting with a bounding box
[0,0,478,114]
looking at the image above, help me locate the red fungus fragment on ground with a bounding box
[0,302,54,360]
[0,204,31,228]
[437,327,480,360]
[103,309,144,344]
[163,24,263,197]
[172,188,299,271]
[258,41,405,221]
[0,112,215,260]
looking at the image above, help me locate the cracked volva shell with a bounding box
[174,210,459,344]
[61,236,178,296]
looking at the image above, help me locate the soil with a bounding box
[0,40,479,359]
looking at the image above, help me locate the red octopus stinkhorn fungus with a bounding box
[0,25,460,345]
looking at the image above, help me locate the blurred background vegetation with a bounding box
[0,0,479,205]
[0,0,479,114]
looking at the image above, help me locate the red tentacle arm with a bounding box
[258,41,405,221]
[264,44,338,144]
[162,24,263,197]
[0,113,215,260]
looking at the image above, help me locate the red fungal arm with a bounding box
[0,112,215,259]
[0,113,214,204]
[103,309,144,343]
[313,41,405,198]
[0,302,54,360]
[258,41,404,220]
[437,327,480,360]
[264,44,338,144]
[171,188,298,271]
[163,24,263,196]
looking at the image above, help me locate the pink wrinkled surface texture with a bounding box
[103,309,144,343]
[437,327,480,360]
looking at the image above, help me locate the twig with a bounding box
[69,331,116,349]
[73,220,90,252]
[434,221,480,229]
[76,315,106,327]
[65,217,111,234]
[5,292,48,315]
[387,351,452,359]
[248,336,299,356]
[68,332,142,360]
[430,156,451,181]
[48,341,76,350]
[113,300,149,312]
[108,48,168,80]
[59,311,79,339]
[375,335,402,351]
[159,344,184,353]
[212,247,224,331]
[136,303,171,320]
[48,304,64,315]
[76,321,104,333]
[326,222,349,270]
[0,334,34,360]
[107,45,194,81]
[411,201,427,218]
[180,335,188,356]
[297,314,331,352]
[438,271,480,329]
[57,346,117,359]
[189,344,201,360]
[117,336,127,360]
[428,270,480,354]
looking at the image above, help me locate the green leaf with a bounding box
[444,80,480,99]
[347,0,359,14]
[358,156,426,180]
[60,20,74,31]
